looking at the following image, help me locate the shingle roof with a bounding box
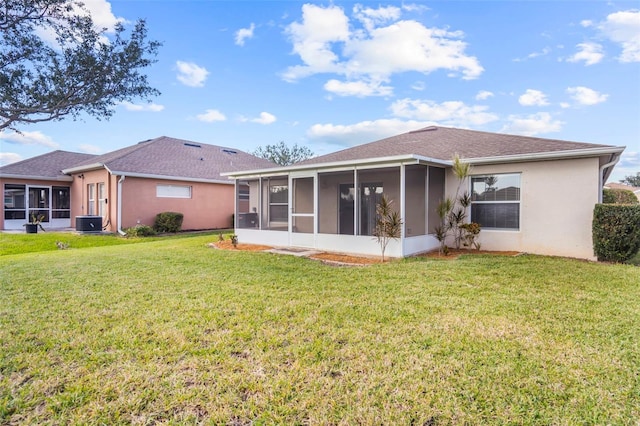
[604,182,640,193]
[66,136,277,180]
[298,126,617,166]
[0,150,96,179]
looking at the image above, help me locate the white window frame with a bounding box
[157,184,192,199]
[470,173,521,231]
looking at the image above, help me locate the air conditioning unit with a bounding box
[75,216,102,233]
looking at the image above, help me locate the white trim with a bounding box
[108,171,233,185]
[223,154,451,178]
[62,163,105,174]
[0,173,73,182]
[465,146,625,165]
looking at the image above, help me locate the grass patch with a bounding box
[1,235,639,424]
[0,230,221,256]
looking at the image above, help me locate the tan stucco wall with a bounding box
[445,157,600,259]
[120,177,234,231]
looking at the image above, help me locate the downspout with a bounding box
[598,153,621,203]
[117,175,126,235]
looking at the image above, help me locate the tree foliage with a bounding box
[373,195,403,262]
[253,141,314,166]
[620,172,640,187]
[0,0,161,131]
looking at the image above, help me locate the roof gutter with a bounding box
[465,146,626,165]
[0,173,73,182]
[117,175,126,236]
[222,154,451,179]
[107,170,233,185]
[61,163,106,174]
[598,153,622,203]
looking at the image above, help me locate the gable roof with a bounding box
[63,136,277,182]
[0,150,97,181]
[604,182,640,194]
[298,126,620,166]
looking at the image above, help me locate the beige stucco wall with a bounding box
[120,177,234,231]
[444,157,600,259]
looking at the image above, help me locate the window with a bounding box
[157,184,192,198]
[359,183,383,236]
[88,183,95,215]
[471,174,521,230]
[28,187,50,222]
[4,184,26,220]
[52,187,70,219]
[98,183,106,216]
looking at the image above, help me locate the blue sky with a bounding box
[1,1,639,182]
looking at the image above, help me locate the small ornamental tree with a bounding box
[435,154,481,253]
[373,195,403,262]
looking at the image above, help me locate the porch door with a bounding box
[289,174,316,248]
[28,187,50,224]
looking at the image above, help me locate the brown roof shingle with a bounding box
[298,126,617,166]
[66,136,277,180]
[0,150,97,179]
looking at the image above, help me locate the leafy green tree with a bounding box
[1,0,161,131]
[620,172,640,187]
[253,141,314,166]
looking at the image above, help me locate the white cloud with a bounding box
[0,130,58,148]
[283,4,350,80]
[567,42,604,65]
[411,81,426,91]
[581,20,594,28]
[500,112,564,136]
[353,4,401,32]
[475,90,494,101]
[518,89,549,106]
[196,109,227,122]
[514,46,551,61]
[249,112,277,125]
[176,61,209,87]
[235,23,255,46]
[599,10,640,63]
[120,101,164,112]
[566,86,608,105]
[282,4,483,95]
[390,98,499,126]
[80,0,126,32]
[0,152,22,165]
[324,79,393,97]
[307,118,431,146]
[78,144,104,154]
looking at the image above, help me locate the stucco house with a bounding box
[1,136,276,233]
[225,126,625,260]
[603,182,640,201]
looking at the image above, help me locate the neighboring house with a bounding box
[225,126,625,260]
[1,151,97,230]
[603,182,640,201]
[1,136,276,233]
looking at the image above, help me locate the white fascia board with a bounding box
[465,146,626,165]
[61,163,106,174]
[0,173,73,182]
[223,154,451,179]
[109,170,233,185]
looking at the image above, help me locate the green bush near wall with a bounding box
[603,188,639,204]
[154,212,184,233]
[593,204,640,263]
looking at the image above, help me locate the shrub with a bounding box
[603,188,639,204]
[124,224,157,237]
[593,204,640,263]
[153,212,184,233]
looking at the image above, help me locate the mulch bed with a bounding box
[210,239,520,265]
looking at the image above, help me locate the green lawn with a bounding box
[1,234,638,424]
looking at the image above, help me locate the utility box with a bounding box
[76,216,102,233]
